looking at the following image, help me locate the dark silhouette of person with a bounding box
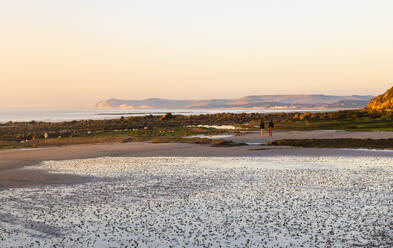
[260,120,265,136]
[268,120,274,136]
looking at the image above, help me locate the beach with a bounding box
[1,130,393,188]
[3,0,393,245]
[1,156,392,247]
[1,130,392,247]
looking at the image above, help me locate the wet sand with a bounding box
[2,156,392,247]
[0,168,93,189]
[1,130,392,188]
[227,129,393,144]
[1,131,392,246]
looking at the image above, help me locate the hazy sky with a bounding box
[1,0,392,109]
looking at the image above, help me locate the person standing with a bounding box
[259,120,265,136]
[268,120,274,136]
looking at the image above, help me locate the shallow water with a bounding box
[0,109,326,123]
[1,156,392,247]
[186,134,234,139]
[193,125,241,130]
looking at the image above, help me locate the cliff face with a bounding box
[96,95,373,110]
[365,87,393,111]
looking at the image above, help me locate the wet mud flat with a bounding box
[0,168,93,190]
[0,156,392,247]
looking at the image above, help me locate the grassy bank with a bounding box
[273,119,393,131]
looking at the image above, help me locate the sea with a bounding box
[0,109,329,123]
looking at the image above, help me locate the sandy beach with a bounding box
[1,130,392,189]
[0,131,392,247]
[1,156,392,247]
[1,131,392,246]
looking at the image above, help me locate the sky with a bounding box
[1,0,392,109]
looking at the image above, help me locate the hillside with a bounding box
[96,95,373,110]
[365,87,393,112]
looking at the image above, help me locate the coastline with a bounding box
[2,129,393,170]
[1,132,393,189]
[2,129,393,169]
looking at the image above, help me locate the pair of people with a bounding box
[260,120,274,136]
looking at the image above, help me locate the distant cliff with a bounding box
[365,87,393,112]
[96,95,373,110]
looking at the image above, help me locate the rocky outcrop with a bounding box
[365,87,393,112]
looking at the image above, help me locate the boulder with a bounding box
[160,113,174,121]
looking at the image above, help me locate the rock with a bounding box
[120,137,134,143]
[210,139,247,147]
[160,113,174,121]
[365,86,393,112]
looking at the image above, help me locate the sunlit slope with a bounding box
[96,95,373,110]
[366,87,393,112]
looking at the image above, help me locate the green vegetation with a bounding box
[0,110,392,150]
[267,138,393,149]
[272,111,393,131]
[0,125,231,149]
[238,110,393,131]
[97,126,225,139]
[274,119,393,131]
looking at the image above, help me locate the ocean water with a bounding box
[0,109,326,123]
